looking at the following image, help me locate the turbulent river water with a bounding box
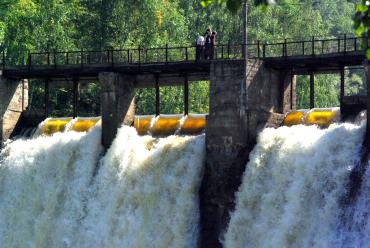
[0,122,368,248]
[224,123,369,248]
[0,125,205,248]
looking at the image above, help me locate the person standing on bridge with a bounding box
[210,31,217,60]
[204,28,212,59]
[196,35,205,61]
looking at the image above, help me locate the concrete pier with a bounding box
[0,75,28,146]
[99,72,136,149]
[200,60,295,247]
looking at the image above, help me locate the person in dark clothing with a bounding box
[210,31,217,60]
[204,29,212,60]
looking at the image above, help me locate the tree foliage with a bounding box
[354,0,370,57]
[0,0,361,116]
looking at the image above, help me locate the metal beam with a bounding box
[184,74,189,115]
[290,70,294,110]
[21,79,25,111]
[155,75,160,116]
[73,78,79,118]
[44,79,49,117]
[310,71,315,109]
[340,66,345,105]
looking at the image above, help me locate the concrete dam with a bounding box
[0,36,369,247]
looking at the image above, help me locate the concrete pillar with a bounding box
[0,75,28,146]
[279,70,296,113]
[99,72,135,149]
[200,60,286,247]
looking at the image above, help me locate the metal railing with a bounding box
[0,34,366,71]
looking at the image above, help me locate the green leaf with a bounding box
[356,4,368,13]
[366,48,370,59]
[355,24,365,37]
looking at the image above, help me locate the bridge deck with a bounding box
[1,35,367,86]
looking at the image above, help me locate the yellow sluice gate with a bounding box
[283,110,307,126]
[180,114,206,134]
[134,115,155,135]
[134,114,206,135]
[38,114,206,136]
[70,117,101,132]
[283,108,340,128]
[304,108,339,127]
[39,118,73,135]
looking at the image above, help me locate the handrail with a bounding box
[0,34,367,70]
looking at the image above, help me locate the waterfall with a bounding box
[0,125,205,248]
[224,123,367,248]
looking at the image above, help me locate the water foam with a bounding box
[75,126,205,248]
[0,125,205,248]
[224,123,365,248]
[0,125,103,247]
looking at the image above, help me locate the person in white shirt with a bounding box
[196,35,205,61]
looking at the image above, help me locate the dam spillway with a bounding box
[224,123,369,248]
[0,125,205,247]
[0,112,369,247]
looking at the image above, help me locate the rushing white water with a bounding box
[224,123,366,248]
[75,127,205,248]
[0,125,205,248]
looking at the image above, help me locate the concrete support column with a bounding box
[200,60,250,248]
[279,70,296,113]
[99,72,135,149]
[0,75,28,146]
[200,60,287,247]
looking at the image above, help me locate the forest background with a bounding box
[0,0,365,116]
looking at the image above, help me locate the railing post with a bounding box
[284,38,287,57]
[66,52,69,65]
[111,49,114,68]
[80,49,83,68]
[127,49,130,63]
[138,46,141,65]
[344,34,347,55]
[337,38,340,53]
[27,50,31,73]
[302,41,305,56]
[311,36,315,56]
[165,44,168,63]
[263,44,266,58]
[321,40,324,54]
[47,50,50,65]
[221,44,224,59]
[257,40,260,58]
[354,37,357,52]
[2,50,5,71]
[53,49,57,69]
[185,47,188,61]
[227,41,230,58]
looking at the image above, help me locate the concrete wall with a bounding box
[200,59,294,247]
[0,75,28,145]
[99,72,136,149]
